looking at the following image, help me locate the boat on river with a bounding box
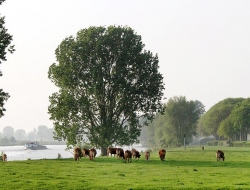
[24,141,47,150]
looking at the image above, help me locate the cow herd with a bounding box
[73,147,226,163]
[107,147,144,163]
[73,147,167,162]
[107,147,167,163]
[74,147,97,161]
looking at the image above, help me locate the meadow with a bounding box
[1,146,250,190]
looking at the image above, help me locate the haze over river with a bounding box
[1,144,146,161]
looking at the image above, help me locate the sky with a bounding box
[1,0,250,132]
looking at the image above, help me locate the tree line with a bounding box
[139,97,250,148]
[0,125,56,145]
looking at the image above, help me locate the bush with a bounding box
[206,140,218,146]
[230,141,250,147]
[199,137,215,145]
[206,140,250,147]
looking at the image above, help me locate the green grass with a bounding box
[1,146,250,189]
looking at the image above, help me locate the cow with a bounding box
[159,149,166,161]
[107,147,117,157]
[81,148,90,157]
[90,148,97,158]
[216,150,225,161]
[89,149,96,160]
[131,148,141,160]
[116,148,124,159]
[74,147,82,161]
[2,153,7,162]
[124,150,132,163]
[144,150,150,161]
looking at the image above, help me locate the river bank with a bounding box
[1,144,147,161]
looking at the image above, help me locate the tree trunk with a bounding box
[100,147,107,156]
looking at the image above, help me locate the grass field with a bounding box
[1,146,250,189]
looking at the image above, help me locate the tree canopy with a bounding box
[48,26,165,154]
[230,98,250,139]
[144,96,205,148]
[0,0,15,117]
[200,98,244,139]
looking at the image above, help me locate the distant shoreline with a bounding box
[0,140,66,146]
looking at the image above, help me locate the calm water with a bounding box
[0,145,73,161]
[0,144,146,161]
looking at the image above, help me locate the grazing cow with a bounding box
[159,149,166,161]
[124,150,132,163]
[74,147,82,161]
[90,148,97,158]
[107,147,117,157]
[2,153,7,162]
[82,148,90,157]
[216,150,225,161]
[116,148,124,159]
[131,148,141,160]
[144,150,150,161]
[89,149,96,160]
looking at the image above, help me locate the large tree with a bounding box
[230,98,250,141]
[163,96,205,146]
[48,26,165,155]
[0,0,15,117]
[201,98,244,139]
[145,96,204,148]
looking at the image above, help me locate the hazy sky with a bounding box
[1,0,250,132]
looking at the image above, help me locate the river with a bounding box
[0,144,147,161]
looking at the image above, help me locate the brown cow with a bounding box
[89,149,96,160]
[90,148,97,158]
[159,149,166,161]
[107,147,117,157]
[82,148,90,157]
[116,148,124,159]
[74,147,82,161]
[2,153,7,161]
[216,150,225,161]
[144,150,150,161]
[131,148,141,160]
[124,150,132,163]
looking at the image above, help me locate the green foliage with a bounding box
[1,147,250,189]
[201,98,244,139]
[0,1,15,117]
[230,98,250,134]
[48,26,165,153]
[206,140,219,146]
[164,97,205,146]
[229,141,250,147]
[217,117,235,140]
[147,96,205,148]
[199,137,215,145]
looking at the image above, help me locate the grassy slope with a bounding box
[1,146,250,190]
